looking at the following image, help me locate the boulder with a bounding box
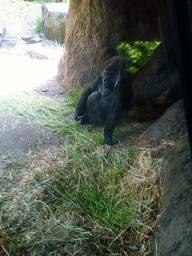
[22,34,42,44]
[139,98,192,255]
[156,135,192,256]
[42,3,68,43]
[140,100,186,143]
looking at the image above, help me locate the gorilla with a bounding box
[75,48,180,145]
[75,56,132,145]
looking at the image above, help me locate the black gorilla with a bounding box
[75,47,180,145]
[75,56,132,145]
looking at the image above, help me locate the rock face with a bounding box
[140,100,186,142]
[42,3,68,43]
[156,135,192,256]
[139,100,192,255]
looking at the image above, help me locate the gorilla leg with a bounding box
[103,91,122,145]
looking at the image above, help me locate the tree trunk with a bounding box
[131,43,181,106]
[58,0,170,89]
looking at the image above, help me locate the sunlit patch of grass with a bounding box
[0,94,57,116]
[0,90,162,255]
[0,93,67,130]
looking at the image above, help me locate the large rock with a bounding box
[42,3,68,43]
[156,135,192,256]
[139,98,192,255]
[140,100,186,143]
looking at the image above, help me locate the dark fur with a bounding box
[75,48,180,145]
[75,56,131,145]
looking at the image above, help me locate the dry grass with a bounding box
[0,90,162,256]
[0,2,162,255]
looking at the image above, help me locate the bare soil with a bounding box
[0,0,65,172]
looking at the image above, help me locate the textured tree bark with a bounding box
[58,0,170,89]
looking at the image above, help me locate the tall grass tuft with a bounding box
[0,90,162,255]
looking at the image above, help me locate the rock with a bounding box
[27,35,42,44]
[26,50,49,60]
[21,31,35,42]
[140,100,186,143]
[22,34,42,44]
[156,135,192,255]
[42,3,68,43]
[0,21,6,46]
[0,34,17,48]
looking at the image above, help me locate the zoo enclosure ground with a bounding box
[0,0,64,169]
[0,1,162,255]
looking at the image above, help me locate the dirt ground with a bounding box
[0,0,65,173]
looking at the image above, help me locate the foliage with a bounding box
[32,0,68,2]
[116,41,160,74]
[0,91,161,255]
[34,16,43,34]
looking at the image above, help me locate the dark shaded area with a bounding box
[75,46,181,145]
[140,100,186,142]
[156,135,192,256]
[130,43,181,110]
[172,0,192,155]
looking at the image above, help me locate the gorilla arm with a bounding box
[103,87,122,145]
[75,75,102,121]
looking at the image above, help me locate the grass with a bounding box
[0,93,67,129]
[0,91,162,255]
[32,0,49,3]
[34,16,43,34]
[32,0,68,3]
